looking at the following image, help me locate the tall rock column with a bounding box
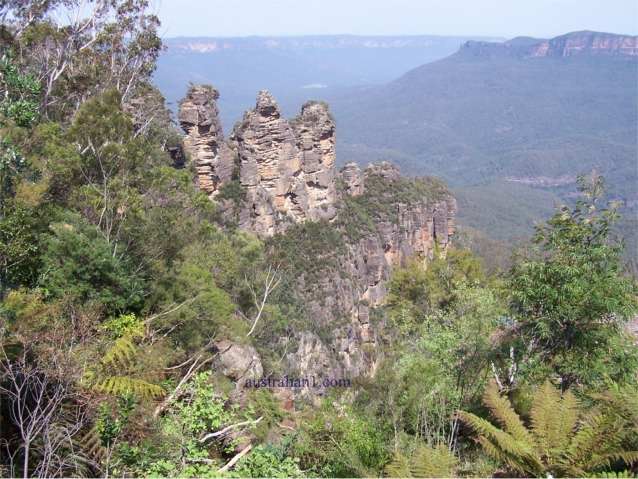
[179,85,234,196]
[229,91,338,235]
[291,101,337,221]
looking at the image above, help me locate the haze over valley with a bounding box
[154,30,638,253]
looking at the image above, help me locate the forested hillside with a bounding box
[326,32,638,252]
[1,3,637,478]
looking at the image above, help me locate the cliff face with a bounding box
[530,31,638,57]
[460,31,638,59]
[231,91,337,235]
[280,162,457,384]
[178,86,234,195]
[181,87,337,236]
[179,86,456,392]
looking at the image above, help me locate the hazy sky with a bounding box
[155,0,637,38]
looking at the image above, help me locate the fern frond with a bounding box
[566,411,623,466]
[384,452,411,478]
[483,382,534,447]
[588,470,637,478]
[531,381,579,461]
[530,380,561,454]
[94,376,164,399]
[477,436,528,476]
[101,334,137,369]
[81,427,106,461]
[459,410,542,475]
[584,451,638,471]
[410,444,457,478]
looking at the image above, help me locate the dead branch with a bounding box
[244,265,281,337]
[199,416,263,443]
[217,444,253,474]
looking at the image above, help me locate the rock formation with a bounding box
[179,85,234,196]
[231,92,337,235]
[181,87,338,236]
[179,85,457,395]
[340,162,365,196]
[284,164,457,387]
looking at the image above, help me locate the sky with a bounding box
[154,0,638,39]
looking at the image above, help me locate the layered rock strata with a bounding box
[180,87,337,236]
[461,31,638,59]
[179,85,234,196]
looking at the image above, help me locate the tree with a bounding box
[376,249,504,453]
[508,174,638,388]
[0,204,39,296]
[2,0,162,119]
[39,218,144,315]
[459,381,638,477]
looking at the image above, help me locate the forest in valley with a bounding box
[0,2,637,478]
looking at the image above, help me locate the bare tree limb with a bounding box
[245,265,281,337]
[217,444,253,474]
[199,417,263,443]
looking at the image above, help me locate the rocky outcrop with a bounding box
[213,340,263,383]
[179,86,457,395]
[530,31,638,57]
[231,93,337,235]
[340,162,364,196]
[180,88,337,236]
[179,86,234,196]
[461,31,638,59]
[276,164,457,394]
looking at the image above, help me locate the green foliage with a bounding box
[460,381,638,477]
[0,138,28,204]
[133,372,251,478]
[388,248,489,321]
[0,202,39,295]
[0,52,40,127]
[173,372,235,435]
[234,445,302,478]
[216,179,246,209]
[337,171,449,241]
[39,219,144,315]
[96,395,136,448]
[268,220,345,278]
[508,175,638,387]
[87,314,165,400]
[294,401,390,477]
[102,313,144,339]
[384,444,458,478]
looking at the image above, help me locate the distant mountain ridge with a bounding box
[460,31,638,58]
[164,34,503,53]
[154,34,501,124]
[323,30,637,247]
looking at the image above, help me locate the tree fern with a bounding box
[530,381,578,464]
[460,381,638,477]
[483,382,533,446]
[101,334,138,369]
[411,444,458,478]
